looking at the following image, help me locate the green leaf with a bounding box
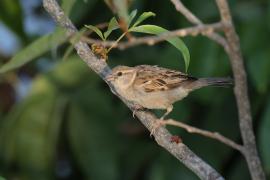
[268,3,270,30]
[0,80,66,179]
[111,0,130,22]
[259,98,270,174]
[62,28,88,61]
[68,103,120,180]
[67,81,121,180]
[0,57,90,179]
[0,176,6,180]
[69,0,98,22]
[247,50,270,94]
[0,28,67,74]
[61,0,76,15]
[132,12,156,27]
[104,17,119,39]
[47,56,95,88]
[127,9,138,27]
[85,25,105,40]
[129,25,190,72]
[0,0,26,40]
[227,158,250,180]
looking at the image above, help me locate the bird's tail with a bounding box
[189,77,233,90]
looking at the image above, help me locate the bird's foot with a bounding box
[132,104,145,118]
[150,118,166,136]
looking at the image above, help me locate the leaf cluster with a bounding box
[85,10,190,71]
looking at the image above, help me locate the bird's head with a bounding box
[106,66,137,89]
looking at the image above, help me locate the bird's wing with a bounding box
[134,65,197,93]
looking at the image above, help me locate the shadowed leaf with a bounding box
[132,12,156,27]
[61,0,76,15]
[259,98,270,173]
[104,17,119,39]
[85,25,105,40]
[0,0,25,40]
[129,25,190,72]
[127,9,138,27]
[0,28,67,73]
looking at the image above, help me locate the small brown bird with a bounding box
[106,65,233,120]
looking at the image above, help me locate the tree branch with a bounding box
[82,22,225,50]
[162,119,244,153]
[170,0,229,52]
[169,0,266,178]
[43,0,225,179]
[215,0,266,179]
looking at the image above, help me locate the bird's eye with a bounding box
[117,72,122,76]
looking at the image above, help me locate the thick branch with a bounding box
[163,119,244,152]
[215,0,265,180]
[170,0,229,52]
[43,0,224,179]
[82,22,225,49]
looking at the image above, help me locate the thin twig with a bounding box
[43,0,225,179]
[170,0,229,52]
[171,0,266,179]
[171,0,201,24]
[84,22,108,36]
[107,32,127,52]
[163,119,244,152]
[82,22,226,49]
[215,0,266,180]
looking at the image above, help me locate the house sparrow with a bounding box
[106,65,232,128]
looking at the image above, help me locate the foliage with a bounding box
[0,0,270,179]
[85,10,190,71]
[0,28,67,73]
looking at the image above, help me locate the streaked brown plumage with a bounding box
[107,65,233,119]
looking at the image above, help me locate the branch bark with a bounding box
[82,22,225,49]
[170,0,229,52]
[215,0,265,179]
[43,0,225,179]
[162,119,244,152]
[169,0,265,179]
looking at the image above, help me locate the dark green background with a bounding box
[0,0,269,179]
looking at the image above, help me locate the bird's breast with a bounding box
[115,86,190,110]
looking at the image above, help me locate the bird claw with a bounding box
[132,104,144,118]
[132,111,136,118]
[150,119,166,136]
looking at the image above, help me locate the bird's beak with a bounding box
[105,74,115,82]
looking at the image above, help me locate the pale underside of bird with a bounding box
[106,65,233,120]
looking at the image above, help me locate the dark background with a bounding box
[0,0,270,179]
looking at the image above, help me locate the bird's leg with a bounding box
[160,105,173,120]
[132,103,145,118]
[150,105,173,136]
